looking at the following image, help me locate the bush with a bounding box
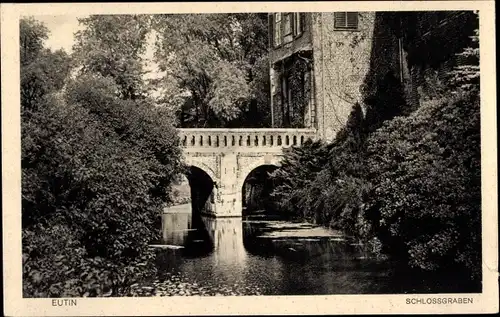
[23,222,157,297]
[22,75,183,297]
[270,104,373,232]
[270,84,481,282]
[64,74,184,203]
[363,90,481,280]
[269,139,332,220]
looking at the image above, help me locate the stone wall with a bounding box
[311,12,377,141]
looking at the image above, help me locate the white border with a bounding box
[2,1,498,315]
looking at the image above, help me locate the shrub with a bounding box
[363,90,481,280]
[22,75,183,297]
[64,74,184,203]
[270,104,372,231]
[269,139,332,220]
[270,81,481,282]
[23,222,157,297]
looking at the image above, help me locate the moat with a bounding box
[124,203,480,296]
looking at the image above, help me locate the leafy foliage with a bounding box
[21,48,72,113]
[72,15,152,100]
[447,23,480,92]
[270,139,332,219]
[363,90,481,279]
[272,89,481,281]
[20,17,49,66]
[152,13,270,127]
[270,18,481,282]
[20,18,71,113]
[22,95,173,296]
[21,17,183,297]
[285,58,311,128]
[270,104,372,231]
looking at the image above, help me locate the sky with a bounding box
[32,14,162,88]
[33,15,85,53]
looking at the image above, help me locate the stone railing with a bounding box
[178,128,317,148]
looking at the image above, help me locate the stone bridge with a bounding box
[179,128,317,217]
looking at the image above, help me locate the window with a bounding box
[284,13,292,35]
[272,12,305,47]
[334,12,359,30]
[274,13,282,47]
[294,13,304,37]
[283,13,293,43]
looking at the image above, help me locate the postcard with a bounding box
[2,1,498,315]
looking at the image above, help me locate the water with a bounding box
[144,203,479,296]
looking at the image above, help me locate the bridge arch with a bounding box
[183,157,218,184]
[241,164,279,215]
[185,165,216,216]
[237,156,282,192]
[182,157,219,216]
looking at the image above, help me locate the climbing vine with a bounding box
[286,57,310,128]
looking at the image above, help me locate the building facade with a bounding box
[268,12,378,141]
[268,11,478,140]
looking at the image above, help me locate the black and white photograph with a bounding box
[2,1,498,315]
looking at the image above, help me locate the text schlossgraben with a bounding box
[406,297,474,305]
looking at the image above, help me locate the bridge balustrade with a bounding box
[178,128,317,149]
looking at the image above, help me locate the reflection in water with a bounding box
[161,212,192,246]
[156,204,474,295]
[201,217,248,267]
[158,204,391,295]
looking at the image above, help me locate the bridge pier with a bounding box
[212,191,243,217]
[213,153,243,217]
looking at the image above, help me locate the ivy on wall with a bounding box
[273,56,311,128]
[287,58,310,128]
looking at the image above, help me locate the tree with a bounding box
[20,17,49,66]
[20,17,72,113]
[22,17,184,297]
[64,73,183,203]
[72,15,152,100]
[269,139,332,219]
[152,13,270,127]
[447,13,479,92]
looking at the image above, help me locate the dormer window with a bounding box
[334,12,359,30]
